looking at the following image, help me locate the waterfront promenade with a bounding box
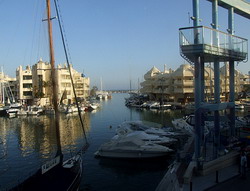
[156,133,250,191]
[206,169,250,191]
[182,164,250,191]
[156,155,250,191]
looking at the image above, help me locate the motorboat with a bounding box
[235,104,245,110]
[88,102,100,110]
[112,131,177,147]
[17,108,28,116]
[172,115,209,135]
[0,106,9,116]
[236,115,250,126]
[150,102,172,110]
[27,106,43,116]
[0,103,21,117]
[95,136,173,159]
[44,108,55,115]
[65,105,78,114]
[116,121,179,137]
[7,108,18,118]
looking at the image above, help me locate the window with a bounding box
[23,91,32,96]
[23,75,32,80]
[23,84,32,88]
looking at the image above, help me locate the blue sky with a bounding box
[0,0,249,90]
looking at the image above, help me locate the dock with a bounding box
[156,136,243,191]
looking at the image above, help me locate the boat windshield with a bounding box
[186,115,195,126]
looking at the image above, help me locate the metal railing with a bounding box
[179,26,248,57]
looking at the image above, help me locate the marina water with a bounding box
[0,93,246,190]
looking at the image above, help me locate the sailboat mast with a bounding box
[1,67,4,104]
[46,0,62,159]
[100,77,103,91]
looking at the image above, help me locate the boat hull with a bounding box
[10,155,82,191]
[95,149,172,159]
[0,108,8,117]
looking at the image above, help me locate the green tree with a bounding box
[90,86,98,96]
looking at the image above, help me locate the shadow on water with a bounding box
[97,156,174,174]
[81,156,174,191]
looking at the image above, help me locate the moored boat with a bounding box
[112,131,177,147]
[10,0,88,190]
[27,106,43,116]
[95,137,173,159]
[172,115,210,135]
[116,121,180,137]
[235,104,245,110]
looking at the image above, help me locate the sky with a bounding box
[0,0,250,90]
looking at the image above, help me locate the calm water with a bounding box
[0,93,246,191]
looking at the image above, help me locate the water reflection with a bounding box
[0,113,90,190]
[129,107,190,127]
[1,93,249,191]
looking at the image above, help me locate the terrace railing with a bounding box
[179,26,248,63]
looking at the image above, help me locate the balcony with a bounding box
[174,88,194,94]
[153,89,170,94]
[179,26,248,63]
[183,80,194,86]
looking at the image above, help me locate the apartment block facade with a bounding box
[57,64,90,105]
[15,59,90,106]
[140,64,248,103]
[0,70,17,104]
[16,65,33,105]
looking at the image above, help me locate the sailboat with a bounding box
[0,70,21,117]
[10,0,88,190]
[96,77,108,100]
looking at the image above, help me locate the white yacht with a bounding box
[235,104,245,110]
[27,106,43,116]
[236,115,250,126]
[116,121,178,137]
[112,131,177,146]
[17,108,28,116]
[172,115,210,135]
[65,105,78,114]
[94,136,173,159]
[88,102,100,110]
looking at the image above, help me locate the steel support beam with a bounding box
[212,0,220,159]
[214,61,220,159]
[193,0,200,27]
[206,0,250,19]
[193,0,202,167]
[228,7,236,137]
[201,58,205,142]
[195,56,202,164]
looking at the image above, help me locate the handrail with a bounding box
[179,25,248,41]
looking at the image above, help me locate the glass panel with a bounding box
[179,26,248,58]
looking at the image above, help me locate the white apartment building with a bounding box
[140,64,247,103]
[32,59,52,106]
[57,64,90,105]
[15,59,90,106]
[16,65,33,105]
[0,70,17,104]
